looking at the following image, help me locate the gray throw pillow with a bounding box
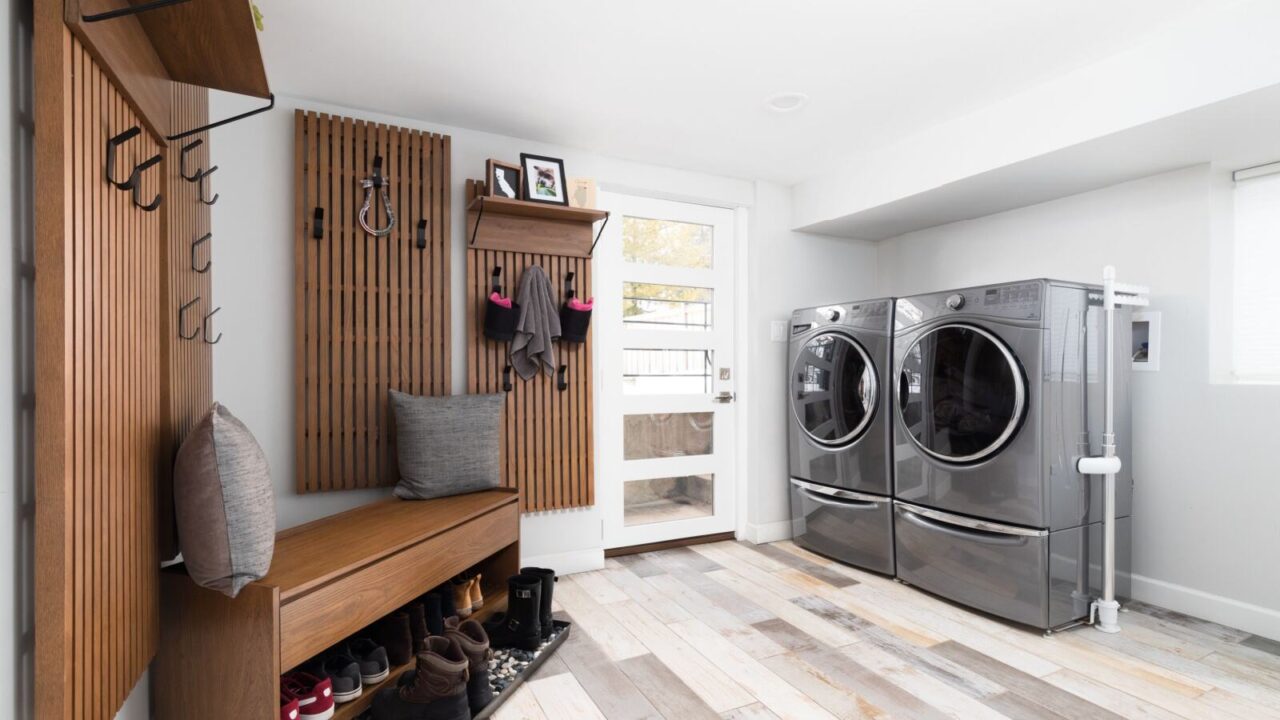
[390,390,504,500]
[173,403,275,598]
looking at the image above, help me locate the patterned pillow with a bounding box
[173,403,275,597]
[390,391,504,500]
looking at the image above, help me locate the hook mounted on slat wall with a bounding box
[557,364,569,391]
[564,271,576,300]
[503,365,514,392]
[129,154,163,211]
[191,233,212,274]
[202,307,222,345]
[178,297,201,340]
[196,166,219,205]
[312,207,325,240]
[179,139,204,182]
[416,218,428,250]
[491,267,504,296]
[105,126,163,210]
[359,154,396,237]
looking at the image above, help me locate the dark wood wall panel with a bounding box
[35,27,162,720]
[465,182,595,512]
[294,110,451,492]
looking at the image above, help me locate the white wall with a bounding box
[742,182,877,542]
[208,92,769,574]
[875,164,1280,640]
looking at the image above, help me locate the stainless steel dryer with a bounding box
[892,279,1133,629]
[788,299,894,574]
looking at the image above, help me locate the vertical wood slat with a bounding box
[294,111,451,492]
[36,21,168,718]
[463,181,595,513]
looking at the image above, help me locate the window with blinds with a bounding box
[1232,170,1280,382]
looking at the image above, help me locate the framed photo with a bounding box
[1132,311,1161,372]
[568,177,597,209]
[520,153,569,205]
[486,160,522,200]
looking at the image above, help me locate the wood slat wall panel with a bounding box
[36,26,164,719]
[464,181,595,513]
[294,110,451,492]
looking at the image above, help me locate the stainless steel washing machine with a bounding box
[892,279,1133,629]
[787,299,895,575]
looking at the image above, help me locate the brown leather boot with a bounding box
[451,577,473,618]
[372,637,469,720]
[445,617,494,713]
[469,574,484,612]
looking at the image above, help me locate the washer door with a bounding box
[898,323,1026,464]
[791,332,878,448]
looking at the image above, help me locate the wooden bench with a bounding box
[155,488,520,719]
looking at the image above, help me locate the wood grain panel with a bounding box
[294,110,451,492]
[465,181,595,513]
[35,22,163,719]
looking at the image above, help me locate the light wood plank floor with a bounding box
[494,540,1280,720]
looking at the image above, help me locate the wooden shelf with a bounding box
[466,183,610,258]
[332,590,510,720]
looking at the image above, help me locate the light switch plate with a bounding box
[770,320,788,343]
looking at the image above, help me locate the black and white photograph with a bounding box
[485,159,522,199]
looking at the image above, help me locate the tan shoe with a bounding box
[451,577,473,618]
[470,574,484,612]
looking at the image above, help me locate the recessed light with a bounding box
[766,92,809,113]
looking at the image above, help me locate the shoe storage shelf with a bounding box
[155,488,520,720]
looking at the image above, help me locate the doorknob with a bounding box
[713,391,735,404]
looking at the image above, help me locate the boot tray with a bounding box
[474,619,573,720]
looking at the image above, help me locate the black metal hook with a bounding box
[312,207,325,240]
[196,166,219,205]
[416,218,428,250]
[179,139,204,182]
[491,267,504,296]
[178,297,200,340]
[371,156,386,188]
[83,0,191,22]
[167,93,275,142]
[557,364,568,392]
[565,272,576,301]
[105,127,141,189]
[502,365,513,392]
[202,307,222,345]
[191,233,211,274]
[129,154,163,211]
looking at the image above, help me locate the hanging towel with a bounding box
[510,265,561,379]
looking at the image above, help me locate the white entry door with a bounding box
[597,193,737,549]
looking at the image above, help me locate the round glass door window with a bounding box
[790,332,877,447]
[898,323,1026,464]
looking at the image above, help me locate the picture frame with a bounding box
[568,177,598,209]
[486,159,522,200]
[1131,311,1161,372]
[519,153,569,205]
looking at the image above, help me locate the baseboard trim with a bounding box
[739,520,792,545]
[1130,572,1280,641]
[605,532,735,558]
[521,548,604,576]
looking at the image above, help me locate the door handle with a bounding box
[713,391,735,404]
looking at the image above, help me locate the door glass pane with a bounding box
[624,282,712,331]
[624,474,714,526]
[623,349,713,395]
[623,216,713,269]
[792,333,877,445]
[624,412,714,460]
[899,325,1025,462]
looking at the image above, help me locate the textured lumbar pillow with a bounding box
[173,403,275,597]
[390,390,504,500]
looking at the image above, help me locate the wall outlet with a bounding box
[770,320,789,343]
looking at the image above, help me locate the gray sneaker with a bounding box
[346,638,391,684]
[319,653,363,704]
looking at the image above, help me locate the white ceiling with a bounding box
[256,0,1211,185]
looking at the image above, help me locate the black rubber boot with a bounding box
[421,592,444,637]
[520,566,557,639]
[427,584,457,621]
[403,602,428,654]
[482,573,542,651]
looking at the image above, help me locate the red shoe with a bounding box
[281,672,335,720]
[280,691,301,720]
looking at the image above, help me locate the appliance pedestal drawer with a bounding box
[790,479,894,575]
[894,501,1048,628]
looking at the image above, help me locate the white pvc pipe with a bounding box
[1095,266,1121,633]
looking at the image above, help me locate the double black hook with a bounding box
[106,127,162,211]
[178,138,219,205]
[178,297,221,344]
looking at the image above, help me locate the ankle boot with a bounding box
[432,584,458,620]
[445,617,494,713]
[451,577,473,618]
[377,611,413,666]
[421,592,445,637]
[470,573,484,612]
[404,602,428,653]
[521,566,557,639]
[372,637,470,720]
[482,573,542,651]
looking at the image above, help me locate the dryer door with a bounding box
[791,331,878,449]
[898,323,1026,464]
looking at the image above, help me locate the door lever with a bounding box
[713,391,735,404]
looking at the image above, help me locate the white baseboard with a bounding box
[521,548,605,577]
[739,520,792,545]
[1130,572,1280,641]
